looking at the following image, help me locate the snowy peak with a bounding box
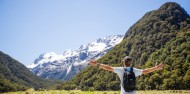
[27,52,65,69]
[95,35,124,45]
[63,49,75,57]
[79,35,123,52]
[27,35,124,80]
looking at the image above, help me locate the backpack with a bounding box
[123,67,136,92]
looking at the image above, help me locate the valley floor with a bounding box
[4,89,190,94]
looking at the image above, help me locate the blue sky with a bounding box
[0,0,190,66]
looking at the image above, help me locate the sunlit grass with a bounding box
[4,89,190,94]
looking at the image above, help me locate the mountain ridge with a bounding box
[126,2,189,38]
[123,2,190,66]
[27,35,124,80]
[0,51,55,92]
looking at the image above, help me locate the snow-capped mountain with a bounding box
[27,35,124,80]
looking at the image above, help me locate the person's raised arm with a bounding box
[142,63,164,75]
[90,60,114,72]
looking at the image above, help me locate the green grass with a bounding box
[4,89,190,94]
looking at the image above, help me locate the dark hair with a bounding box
[123,56,132,63]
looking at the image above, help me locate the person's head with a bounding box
[122,56,132,67]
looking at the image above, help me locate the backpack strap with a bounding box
[124,67,127,71]
[124,67,133,72]
[130,67,133,72]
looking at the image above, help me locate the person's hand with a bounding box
[156,63,164,70]
[90,60,98,66]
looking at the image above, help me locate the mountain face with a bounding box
[125,2,189,38]
[27,35,124,80]
[0,51,54,93]
[58,2,190,90]
[123,2,190,66]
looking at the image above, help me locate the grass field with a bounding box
[4,89,190,94]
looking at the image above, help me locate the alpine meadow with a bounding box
[1,1,190,94]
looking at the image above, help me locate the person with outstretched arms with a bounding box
[90,56,164,94]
